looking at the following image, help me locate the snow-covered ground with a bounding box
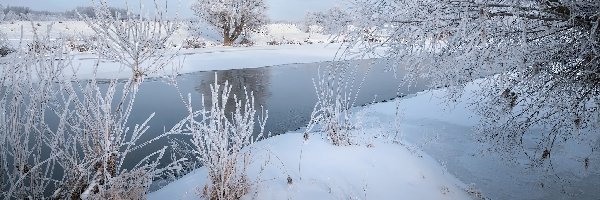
[148,79,482,200]
[1,21,380,80]
[365,80,600,200]
[67,43,378,79]
[149,132,473,200]
[149,77,599,199]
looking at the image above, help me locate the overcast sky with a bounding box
[1,0,344,21]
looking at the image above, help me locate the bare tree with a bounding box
[348,0,599,166]
[191,0,268,46]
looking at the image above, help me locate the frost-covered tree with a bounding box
[304,7,351,35]
[349,0,599,166]
[191,0,268,46]
[3,10,20,22]
[67,6,130,19]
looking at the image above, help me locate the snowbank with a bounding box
[66,43,381,80]
[1,21,378,80]
[149,131,471,200]
[363,80,600,200]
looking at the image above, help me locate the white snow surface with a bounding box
[67,43,367,80]
[364,80,600,200]
[149,78,598,200]
[1,21,377,80]
[149,131,471,200]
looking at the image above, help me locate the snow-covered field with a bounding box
[366,80,600,200]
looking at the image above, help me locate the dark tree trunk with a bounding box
[222,21,245,46]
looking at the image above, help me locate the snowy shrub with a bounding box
[266,40,280,46]
[172,74,267,200]
[306,62,368,146]
[0,46,13,56]
[0,28,11,56]
[49,76,184,200]
[65,36,93,52]
[183,37,207,49]
[0,2,183,199]
[82,0,178,81]
[237,37,254,47]
[0,27,67,199]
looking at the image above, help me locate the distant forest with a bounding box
[0,5,133,21]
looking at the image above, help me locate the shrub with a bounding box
[173,74,267,200]
[306,62,366,146]
[0,46,14,57]
[183,37,207,49]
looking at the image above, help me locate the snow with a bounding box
[0,21,95,41]
[67,43,370,80]
[362,80,600,199]
[149,131,472,200]
[6,20,595,200]
[1,21,378,80]
[149,78,598,199]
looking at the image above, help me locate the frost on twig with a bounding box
[0,22,70,199]
[81,0,179,81]
[347,0,600,167]
[306,61,370,146]
[171,73,267,200]
[0,3,184,198]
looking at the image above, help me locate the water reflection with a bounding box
[121,59,427,185]
[133,59,424,139]
[194,68,270,120]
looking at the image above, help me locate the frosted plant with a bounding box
[1,2,183,199]
[191,0,269,46]
[306,61,370,146]
[0,23,68,199]
[347,0,599,165]
[82,0,178,81]
[47,72,185,200]
[171,74,267,200]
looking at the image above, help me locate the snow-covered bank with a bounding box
[149,131,472,200]
[1,21,384,80]
[364,80,600,200]
[68,43,381,80]
[150,77,599,199]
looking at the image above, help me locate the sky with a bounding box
[0,0,343,21]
